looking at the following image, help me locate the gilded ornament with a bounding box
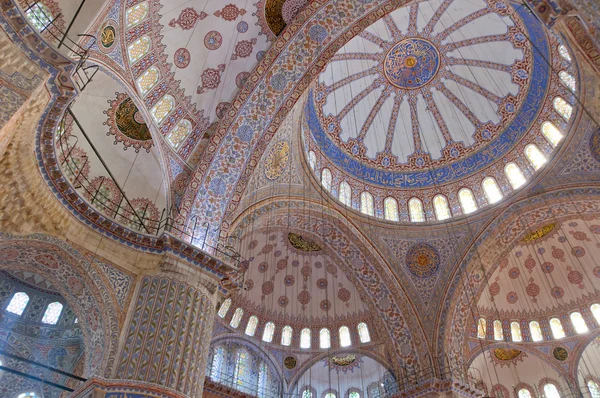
[494,348,522,361]
[115,98,152,142]
[329,354,357,366]
[405,243,440,278]
[101,25,116,48]
[265,0,287,36]
[522,223,556,242]
[284,356,297,369]
[265,141,290,180]
[553,347,568,361]
[288,232,322,252]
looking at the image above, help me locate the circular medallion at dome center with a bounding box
[384,38,440,90]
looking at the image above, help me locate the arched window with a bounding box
[349,392,360,398]
[339,326,351,347]
[217,298,231,318]
[17,393,39,398]
[234,349,249,386]
[358,322,371,343]
[433,195,451,220]
[408,198,425,222]
[550,317,566,339]
[553,97,572,121]
[151,95,175,124]
[245,315,258,336]
[559,71,576,92]
[558,45,571,62]
[167,119,192,149]
[6,292,29,316]
[262,322,275,342]
[320,328,331,349]
[137,66,160,96]
[128,36,151,63]
[459,188,478,214]
[25,3,52,31]
[281,325,293,346]
[543,383,561,398]
[477,318,486,339]
[541,121,563,148]
[41,302,63,325]
[322,168,332,191]
[126,2,149,27]
[339,181,352,206]
[258,361,269,395]
[505,162,526,189]
[308,151,316,170]
[230,308,244,328]
[302,388,313,398]
[588,380,600,398]
[360,192,374,216]
[210,346,226,379]
[525,144,546,170]
[510,321,522,342]
[591,303,600,324]
[325,393,337,398]
[384,197,399,221]
[493,320,503,341]
[482,178,503,204]
[570,312,588,334]
[518,389,532,398]
[300,328,311,349]
[529,321,543,342]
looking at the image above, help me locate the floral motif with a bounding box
[204,31,223,50]
[104,93,153,152]
[231,38,257,60]
[214,4,246,21]
[169,7,207,30]
[405,243,440,278]
[197,64,226,94]
[174,48,190,69]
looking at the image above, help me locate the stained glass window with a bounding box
[408,198,424,222]
[349,392,360,398]
[339,181,351,206]
[167,119,192,149]
[550,317,566,339]
[151,95,174,124]
[17,393,39,398]
[493,320,503,341]
[320,328,331,349]
[6,292,29,316]
[543,383,561,398]
[245,315,258,336]
[510,321,522,342]
[525,144,546,170]
[218,298,231,318]
[128,36,151,64]
[322,169,332,191]
[281,325,293,346]
[591,304,600,324]
[477,318,486,339]
[137,66,160,96]
[482,178,503,204]
[459,188,477,214]
[308,151,316,170]
[553,97,572,121]
[126,2,149,27]
[25,3,52,31]
[41,302,63,325]
[541,121,563,148]
[300,328,311,349]
[325,393,337,398]
[570,312,588,334]
[494,386,507,398]
[559,71,576,92]
[339,326,351,347]
[258,362,268,395]
[302,389,313,398]
[530,321,543,342]
[262,322,275,342]
[384,197,399,221]
[358,322,371,343]
[433,195,451,221]
[360,192,374,216]
[234,350,249,386]
[518,389,532,398]
[210,346,225,379]
[588,380,600,398]
[505,163,526,189]
[230,308,243,328]
[558,45,571,62]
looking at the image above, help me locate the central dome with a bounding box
[383,38,440,89]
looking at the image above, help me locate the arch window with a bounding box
[6,292,29,316]
[320,328,331,349]
[339,181,352,206]
[339,326,351,347]
[262,322,275,342]
[433,195,451,220]
[300,328,311,349]
[477,318,486,339]
[41,302,63,325]
[529,321,543,342]
[126,2,149,27]
[550,317,566,339]
[553,97,572,121]
[25,3,52,31]
[281,325,293,346]
[384,197,399,221]
[308,151,316,170]
[558,45,572,62]
[128,36,151,63]
[588,380,600,398]
[505,162,526,189]
[151,95,175,125]
[541,121,563,148]
[18,393,39,398]
[570,312,588,334]
[408,198,425,222]
[525,144,546,170]
[358,322,371,343]
[559,71,576,92]
[230,308,243,328]
[234,349,249,386]
[360,192,374,216]
[325,393,337,398]
[218,298,231,318]
[518,389,532,398]
[245,315,258,336]
[167,119,192,149]
[510,321,522,342]
[210,346,226,379]
[258,362,269,394]
[482,177,503,204]
[349,392,360,398]
[591,303,600,324]
[493,320,503,341]
[321,169,332,191]
[137,66,160,96]
[302,389,313,398]
[543,383,561,398]
[459,188,478,214]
